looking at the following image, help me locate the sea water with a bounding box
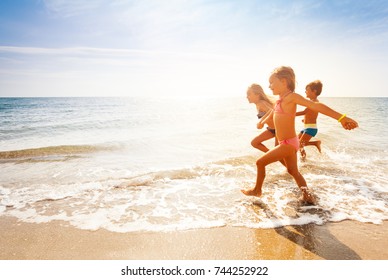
[0,96,387,232]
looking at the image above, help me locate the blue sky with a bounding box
[0,0,387,97]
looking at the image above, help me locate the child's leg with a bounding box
[274,137,287,167]
[299,131,321,155]
[251,130,274,153]
[241,144,294,197]
[283,151,316,204]
[305,140,321,153]
[299,132,312,159]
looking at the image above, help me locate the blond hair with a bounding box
[248,83,274,105]
[271,66,296,92]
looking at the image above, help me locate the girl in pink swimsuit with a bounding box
[241,66,359,204]
[273,92,300,151]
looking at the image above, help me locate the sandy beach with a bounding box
[0,217,386,260]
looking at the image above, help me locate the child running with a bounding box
[296,80,322,159]
[246,84,276,153]
[241,66,358,204]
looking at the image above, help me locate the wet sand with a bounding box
[0,217,387,260]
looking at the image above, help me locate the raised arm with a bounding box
[292,93,358,130]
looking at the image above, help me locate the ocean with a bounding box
[0,96,387,232]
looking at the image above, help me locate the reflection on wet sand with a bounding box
[253,200,361,260]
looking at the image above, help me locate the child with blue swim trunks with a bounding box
[296,80,322,159]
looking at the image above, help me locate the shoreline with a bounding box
[0,217,387,260]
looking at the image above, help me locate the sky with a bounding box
[0,0,387,97]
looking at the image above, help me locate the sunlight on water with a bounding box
[0,97,387,232]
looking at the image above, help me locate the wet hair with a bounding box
[248,84,274,105]
[306,80,323,96]
[271,66,296,92]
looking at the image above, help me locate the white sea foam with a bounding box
[0,97,387,232]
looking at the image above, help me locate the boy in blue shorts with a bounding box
[296,80,322,159]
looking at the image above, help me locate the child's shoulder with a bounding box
[287,92,303,102]
[286,93,309,107]
[290,92,303,98]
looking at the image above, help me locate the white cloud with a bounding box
[1,1,387,97]
[0,45,247,97]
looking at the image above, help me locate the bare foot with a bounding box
[300,148,306,160]
[241,188,262,197]
[299,187,316,205]
[314,140,321,153]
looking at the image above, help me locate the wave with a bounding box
[0,144,117,160]
[0,151,387,233]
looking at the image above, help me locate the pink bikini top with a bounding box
[274,93,294,116]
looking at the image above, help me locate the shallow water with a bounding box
[0,97,387,232]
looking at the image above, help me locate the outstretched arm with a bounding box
[292,93,358,130]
